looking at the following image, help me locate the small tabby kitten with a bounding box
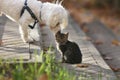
[55,31,82,64]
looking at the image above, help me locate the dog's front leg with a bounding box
[19,25,29,43]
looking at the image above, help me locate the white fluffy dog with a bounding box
[0,0,68,43]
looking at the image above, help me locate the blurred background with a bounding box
[63,0,120,35]
[40,0,120,37]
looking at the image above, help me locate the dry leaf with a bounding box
[94,40,103,45]
[104,56,113,60]
[38,73,48,80]
[112,40,120,46]
[82,27,89,33]
[80,22,87,29]
[110,66,120,72]
[83,36,92,41]
[2,77,13,80]
[76,64,89,68]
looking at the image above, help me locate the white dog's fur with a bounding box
[0,0,68,43]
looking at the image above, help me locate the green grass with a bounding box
[0,51,76,80]
[0,49,118,80]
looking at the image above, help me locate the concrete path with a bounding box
[0,15,40,60]
[84,19,120,79]
[62,17,117,80]
[0,15,117,80]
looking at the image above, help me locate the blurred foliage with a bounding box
[64,0,120,11]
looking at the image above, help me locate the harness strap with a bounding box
[29,20,38,29]
[24,0,27,5]
[20,0,39,29]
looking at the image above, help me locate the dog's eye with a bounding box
[56,22,60,26]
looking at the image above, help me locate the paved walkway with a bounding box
[63,17,117,80]
[0,15,117,80]
[0,15,40,60]
[84,19,120,79]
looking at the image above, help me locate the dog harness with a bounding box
[20,0,39,29]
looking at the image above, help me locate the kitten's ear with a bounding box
[66,32,69,37]
[58,30,62,34]
[66,32,69,35]
[56,30,61,36]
